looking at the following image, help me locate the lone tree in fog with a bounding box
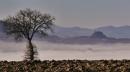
[3,8,55,61]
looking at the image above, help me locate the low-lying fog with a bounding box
[0,41,130,61]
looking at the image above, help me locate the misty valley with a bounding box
[0,41,130,61]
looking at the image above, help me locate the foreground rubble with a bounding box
[0,60,130,72]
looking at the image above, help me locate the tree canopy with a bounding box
[4,8,55,41]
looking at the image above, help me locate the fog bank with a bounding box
[0,41,130,61]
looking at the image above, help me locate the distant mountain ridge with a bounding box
[51,25,93,38]
[96,26,130,39]
[43,31,130,44]
[1,21,130,44]
[51,25,130,39]
[0,21,130,40]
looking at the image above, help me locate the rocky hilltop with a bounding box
[90,31,108,39]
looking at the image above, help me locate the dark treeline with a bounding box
[0,60,130,72]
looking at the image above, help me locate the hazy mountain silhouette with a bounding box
[52,25,130,39]
[1,21,130,44]
[51,25,93,38]
[44,31,130,44]
[1,21,130,39]
[96,26,130,39]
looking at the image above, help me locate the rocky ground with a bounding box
[0,60,130,72]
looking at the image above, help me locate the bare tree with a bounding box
[3,8,55,61]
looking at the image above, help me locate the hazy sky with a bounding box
[0,0,130,28]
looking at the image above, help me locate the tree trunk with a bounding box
[25,39,38,61]
[27,40,34,61]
